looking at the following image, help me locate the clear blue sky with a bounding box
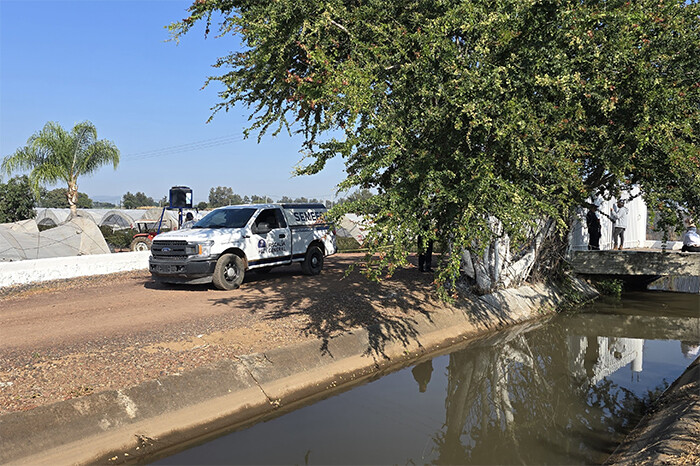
[0,0,346,204]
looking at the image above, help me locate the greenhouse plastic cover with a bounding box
[0,216,110,261]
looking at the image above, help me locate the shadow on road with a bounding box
[139,254,543,359]
[207,255,441,358]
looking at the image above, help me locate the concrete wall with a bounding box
[571,250,700,277]
[0,251,150,288]
[648,276,700,294]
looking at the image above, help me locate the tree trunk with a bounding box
[460,218,555,295]
[67,181,78,217]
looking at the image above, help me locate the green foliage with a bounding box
[207,187,327,207]
[93,200,116,208]
[173,0,699,291]
[593,278,623,298]
[0,175,36,223]
[250,194,272,203]
[340,189,373,204]
[1,121,120,213]
[277,195,318,204]
[196,201,209,210]
[99,225,136,250]
[39,188,93,209]
[209,186,243,207]
[336,235,362,252]
[122,191,155,209]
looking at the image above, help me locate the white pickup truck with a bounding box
[149,203,337,290]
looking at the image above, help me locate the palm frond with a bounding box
[2,120,120,196]
[76,131,120,176]
[70,121,98,174]
[2,147,36,174]
[28,162,66,195]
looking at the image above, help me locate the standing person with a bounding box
[418,236,434,272]
[681,222,700,252]
[418,210,434,272]
[181,212,195,229]
[610,200,629,250]
[586,206,601,250]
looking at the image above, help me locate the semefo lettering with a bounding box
[293,211,323,223]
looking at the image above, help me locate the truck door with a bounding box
[248,208,292,266]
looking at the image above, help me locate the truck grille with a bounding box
[154,240,188,246]
[152,240,192,259]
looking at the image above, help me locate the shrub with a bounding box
[99,226,137,251]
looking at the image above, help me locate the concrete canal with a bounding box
[154,291,699,465]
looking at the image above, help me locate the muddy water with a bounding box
[156,292,699,465]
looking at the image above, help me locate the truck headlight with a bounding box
[195,241,214,257]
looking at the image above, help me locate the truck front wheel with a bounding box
[301,245,324,275]
[212,254,245,290]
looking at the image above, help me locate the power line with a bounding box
[122,134,246,160]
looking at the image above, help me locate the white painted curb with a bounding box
[0,252,150,288]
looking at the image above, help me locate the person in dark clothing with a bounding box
[586,206,601,250]
[411,359,434,393]
[417,209,435,272]
[418,236,434,272]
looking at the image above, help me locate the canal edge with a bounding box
[606,354,700,465]
[0,279,597,465]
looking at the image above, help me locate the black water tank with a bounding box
[169,186,192,208]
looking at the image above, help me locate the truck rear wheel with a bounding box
[212,253,245,290]
[130,237,152,252]
[301,245,324,275]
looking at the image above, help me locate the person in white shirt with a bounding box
[181,212,196,229]
[682,222,700,252]
[610,200,629,250]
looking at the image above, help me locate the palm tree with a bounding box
[2,121,120,216]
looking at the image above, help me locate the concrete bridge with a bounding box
[571,250,700,277]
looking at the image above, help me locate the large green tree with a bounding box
[39,188,93,209]
[0,176,36,223]
[2,121,120,216]
[209,185,243,207]
[172,0,699,294]
[122,191,156,209]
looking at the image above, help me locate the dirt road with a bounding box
[0,254,446,413]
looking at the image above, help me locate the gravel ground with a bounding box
[0,254,451,414]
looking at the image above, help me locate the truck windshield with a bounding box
[193,208,256,229]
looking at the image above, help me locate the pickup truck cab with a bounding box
[148,203,336,290]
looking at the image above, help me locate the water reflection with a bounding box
[681,341,700,359]
[434,307,699,465]
[157,293,699,465]
[412,360,434,393]
[571,336,644,383]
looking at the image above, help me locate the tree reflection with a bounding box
[430,322,668,465]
